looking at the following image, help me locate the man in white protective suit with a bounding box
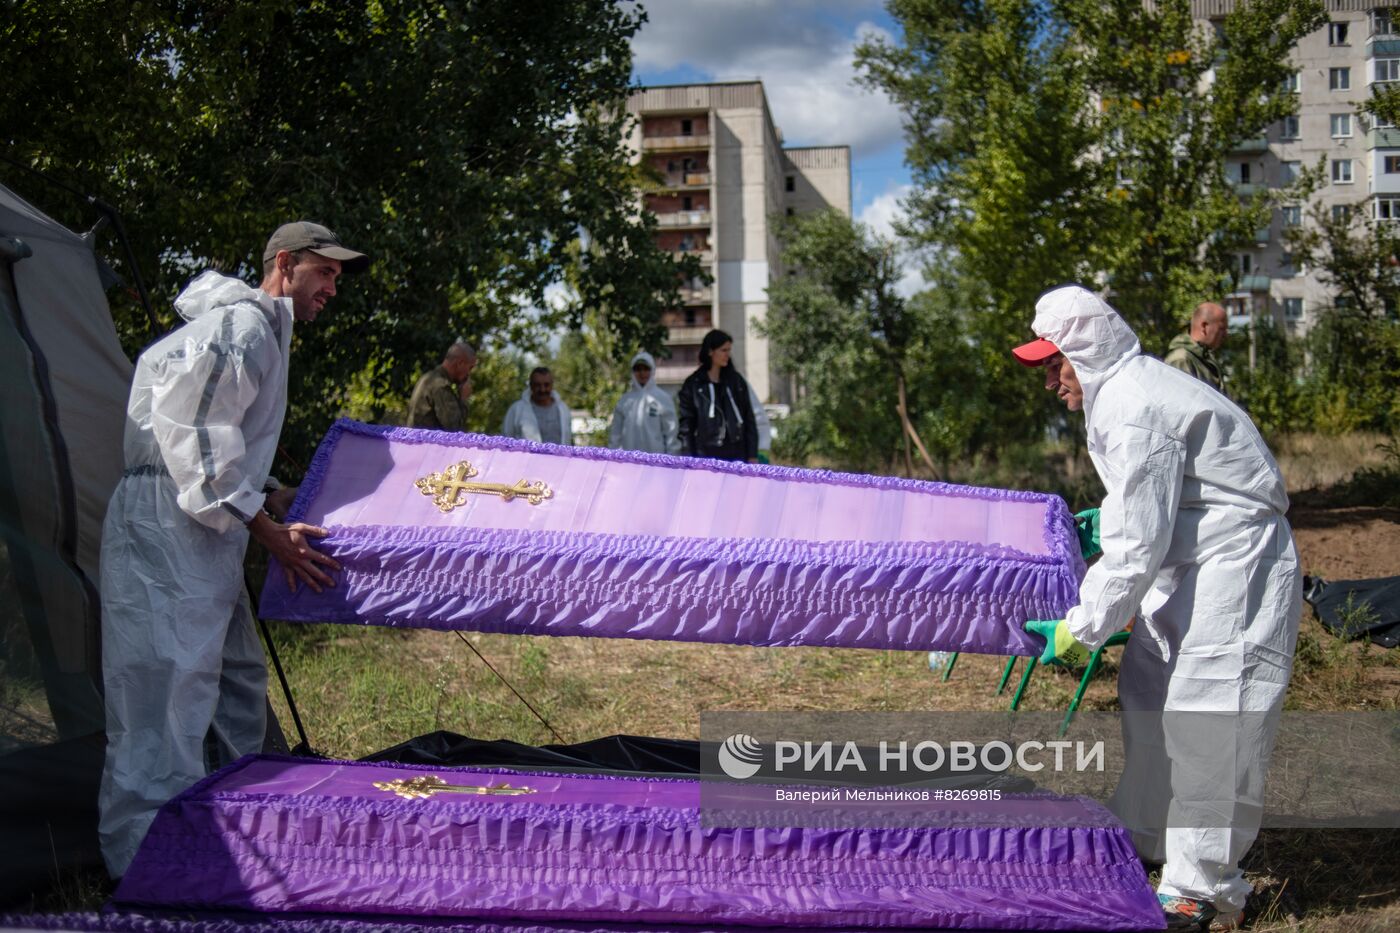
[98,222,368,877]
[1014,285,1301,932]
[501,366,574,446]
[607,350,680,454]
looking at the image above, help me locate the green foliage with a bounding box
[3,0,689,466]
[849,0,1336,466]
[551,308,631,445]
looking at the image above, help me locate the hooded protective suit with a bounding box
[1030,286,1301,914]
[608,351,680,454]
[99,270,291,876]
[501,386,574,446]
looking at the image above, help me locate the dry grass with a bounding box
[1272,432,1393,494]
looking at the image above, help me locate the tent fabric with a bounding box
[259,420,1085,656]
[1,183,131,684]
[111,754,1164,931]
[1305,575,1400,648]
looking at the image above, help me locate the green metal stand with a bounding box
[1057,630,1131,736]
[939,651,960,681]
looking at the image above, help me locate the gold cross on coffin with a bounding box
[415,460,553,513]
[372,775,538,800]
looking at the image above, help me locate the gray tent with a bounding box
[1,179,134,900]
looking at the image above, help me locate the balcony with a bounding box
[1233,182,1264,197]
[669,249,713,263]
[1231,137,1268,153]
[655,172,710,188]
[655,210,711,228]
[1370,127,1400,148]
[667,325,710,343]
[1234,274,1271,293]
[1368,37,1400,58]
[642,134,711,151]
[679,285,712,304]
[653,363,694,384]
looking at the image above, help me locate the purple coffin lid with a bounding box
[114,755,1163,931]
[258,420,1084,656]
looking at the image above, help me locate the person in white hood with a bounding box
[1014,285,1301,932]
[607,351,679,454]
[501,366,573,445]
[98,222,367,877]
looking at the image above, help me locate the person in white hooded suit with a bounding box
[501,366,574,446]
[608,351,679,454]
[1014,285,1301,931]
[99,222,365,877]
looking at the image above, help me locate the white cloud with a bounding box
[856,183,924,298]
[631,2,903,158]
[856,183,910,240]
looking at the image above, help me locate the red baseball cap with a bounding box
[1011,337,1060,366]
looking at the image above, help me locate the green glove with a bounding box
[1074,508,1102,560]
[1024,619,1090,667]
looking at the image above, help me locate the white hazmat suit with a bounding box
[608,351,680,454]
[501,387,573,445]
[1031,286,1301,914]
[99,270,292,876]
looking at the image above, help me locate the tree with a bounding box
[1282,186,1400,433]
[3,0,690,464]
[764,209,949,476]
[856,0,1102,450]
[857,0,1325,363]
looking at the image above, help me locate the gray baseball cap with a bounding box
[263,221,369,274]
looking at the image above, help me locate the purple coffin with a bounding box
[114,755,1163,930]
[259,421,1083,656]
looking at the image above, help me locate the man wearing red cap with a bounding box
[1014,285,1301,932]
[98,222,368,877]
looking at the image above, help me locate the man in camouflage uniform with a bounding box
[408,340,475,431]
[1163,302,1227,393]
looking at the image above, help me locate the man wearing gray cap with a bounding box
[98,221,368,877]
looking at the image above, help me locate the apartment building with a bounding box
[1209,0,1400,333]
[625,81,852,405]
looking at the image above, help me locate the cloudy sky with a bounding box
[629,0,912,241]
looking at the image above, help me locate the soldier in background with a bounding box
[1163,302,1227,392]
[408,340,476,431]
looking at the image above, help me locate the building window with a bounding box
[1282,160,1302,182]
[1281,115,1300,138]
[1284,297,1304,319]
[1376,9,1395,36]
[680,118,693,136]
[1331,67,1352,90]
[1329,21,1350,45]
[785,207,794,216]
[1376,197,1400,219]
[1386,155,1400,173]
[785,175,795,192]
[681,195,693,211]
[1376,112,1398,130]
[1332,113,1353,137]
[1282,204,1302,226]
[1283,72,1300,94]
[1235,162,1252,184]
[1236,253,1253,276]
[1377,58,1400,83]
[1333,158,1354,183]
[1333,204,1352,222]
[1280,252,1300,277]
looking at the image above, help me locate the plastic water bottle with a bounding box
[927,650,955,672]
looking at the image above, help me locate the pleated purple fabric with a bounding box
[258,421,1083,656]
[113,756,1163,931]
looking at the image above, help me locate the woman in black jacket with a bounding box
[677,329,758,462]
